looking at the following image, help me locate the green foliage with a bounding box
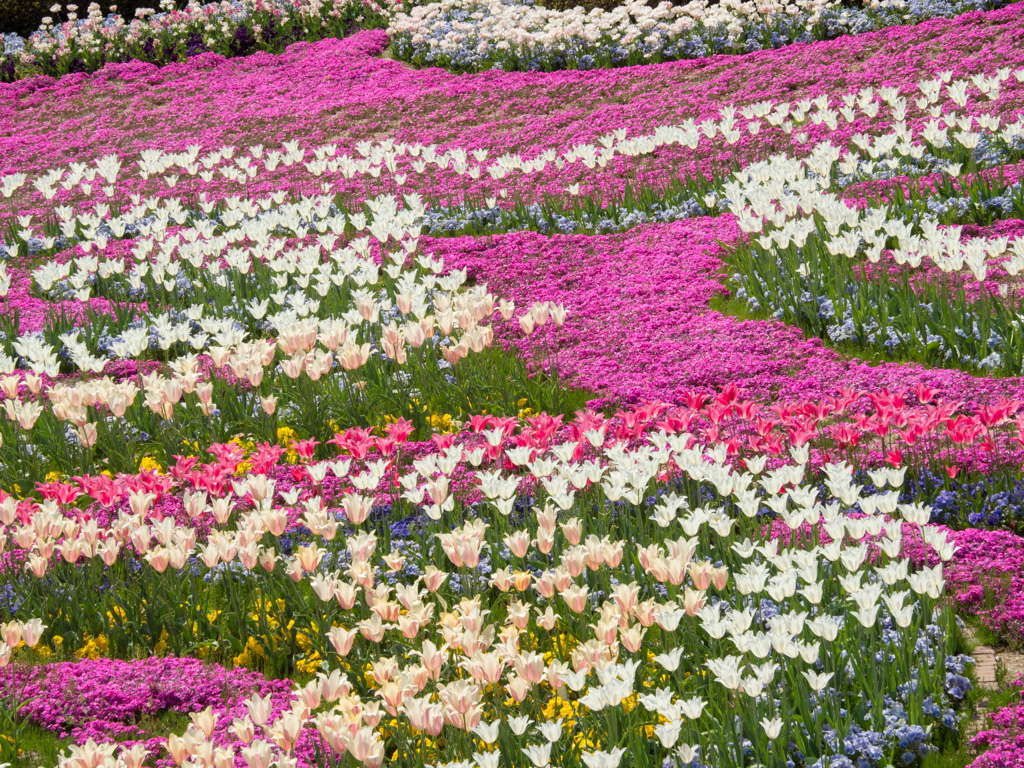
[0,722,72,768]
[0,699,192,767]
[0,699,31,763]
[921,742,975,768]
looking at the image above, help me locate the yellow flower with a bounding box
[107,605,127,627]
[233,649,254,669]
[295,620,319,651]
[427,412,454,434]
[296,651,322,675]
[139,456,164,474]
[75,632,109,660]
[45,470,63,483]
[517,398,529,407]
[154,628,169,656]
[573,732,601,750]
[233,636,266,668]
[277,426,300,463]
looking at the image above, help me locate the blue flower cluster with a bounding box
[419,197,707,237]
[734,253,1012,373]
[897,469,1024,530]
[946,673,973,701]
[0,582,24,614]
[925,181,1023,221]
[2,32,25,57]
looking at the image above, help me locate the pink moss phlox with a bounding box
[4,657,307,765]
[970,675,1024,768]
[933,528,1024,644]
[436,220,1024,408]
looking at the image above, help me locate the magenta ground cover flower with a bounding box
[0,8,1022,416]
[6,657,302,761]
[3,6,1024,210]
[940,528,1024,644]
[2,5,1024,768]
[971,676,1024,767]
[434,220,1024,408]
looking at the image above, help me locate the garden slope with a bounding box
[2,7,1024,173]
[437,220,1024,407]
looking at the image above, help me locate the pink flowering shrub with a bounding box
[971,676,1024,767]
[437,221,1024,408]
[6,657,301,760]
[4,7,1024,208]
[941,529,1024,645]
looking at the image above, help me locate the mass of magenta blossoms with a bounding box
[971,675,1024,768]
[1,3,1024,768]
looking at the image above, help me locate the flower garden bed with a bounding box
[2,3,1024,768]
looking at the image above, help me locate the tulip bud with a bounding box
[1,621,22,647]
[21,617,46,647]
[328,625,357,656]
[196,382,213,404]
